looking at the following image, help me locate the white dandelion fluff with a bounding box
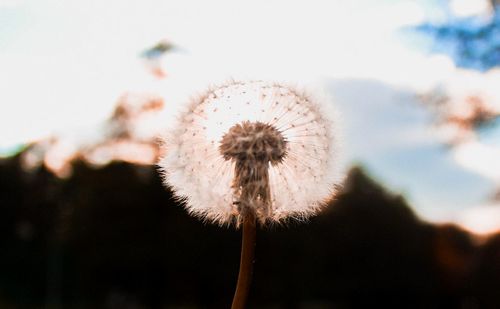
[158,80,342,225]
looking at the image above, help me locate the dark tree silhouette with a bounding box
[2,154,500,308]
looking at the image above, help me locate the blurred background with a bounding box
[1,0,500,308]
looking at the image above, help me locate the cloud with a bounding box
[449,0,492,17]
[452,141,500,183]
[0,0,462,150]
[455,203,500,235]
[0,0,24,8]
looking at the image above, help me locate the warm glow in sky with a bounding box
[0,0,439,148]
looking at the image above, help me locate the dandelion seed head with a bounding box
[158,80,342,225]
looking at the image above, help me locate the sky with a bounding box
[1,0,499,233]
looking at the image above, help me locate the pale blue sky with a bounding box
[329,78,495,219]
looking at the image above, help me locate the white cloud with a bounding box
[0,0,459,150]
[0,0,24,8]
[455,203,500,235]
[452,141,500,183]
[450,0,491,17]
[420,202,500,235]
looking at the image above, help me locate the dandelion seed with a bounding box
[158,80,342,225]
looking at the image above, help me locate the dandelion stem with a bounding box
[231,212,256,309]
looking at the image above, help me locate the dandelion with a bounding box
[159,80,341,223]
[158,80,342,308]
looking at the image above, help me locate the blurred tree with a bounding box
[140,39,179,79]
[2,153,499,308]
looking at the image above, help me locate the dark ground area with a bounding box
[1,154,500,309]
